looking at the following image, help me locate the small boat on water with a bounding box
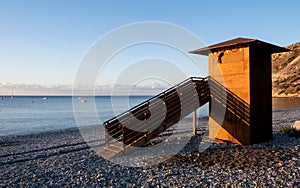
[80,98,87,103]
[42,97,48,100]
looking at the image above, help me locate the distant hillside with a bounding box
[272,42,300,97]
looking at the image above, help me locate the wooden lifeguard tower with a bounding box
[98,37,289,159]
[191,37,289,145]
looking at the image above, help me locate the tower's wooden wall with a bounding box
[209,45,251,145]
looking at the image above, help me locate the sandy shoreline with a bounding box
[1,108,300,187]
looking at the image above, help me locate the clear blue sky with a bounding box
[0,0,299,95]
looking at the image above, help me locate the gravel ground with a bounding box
[0,108,299,187]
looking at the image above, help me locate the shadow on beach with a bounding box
[160,132,299,171]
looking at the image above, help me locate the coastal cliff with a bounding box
[272,42,300,97]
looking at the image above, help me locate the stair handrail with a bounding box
[106,78,210,144]
[104,76,208,125]
[104,76,209,146]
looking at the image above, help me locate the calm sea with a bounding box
[272,97,300,111]
[0,96,209,136]
[1,96,299,136]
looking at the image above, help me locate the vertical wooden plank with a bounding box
[105,123,109,146]
[192,110,197,135]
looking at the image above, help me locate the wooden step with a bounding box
[109,141,124,149]
[96,148,118,159]
[96,142,124,159]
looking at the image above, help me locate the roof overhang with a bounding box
[190,37,290,56]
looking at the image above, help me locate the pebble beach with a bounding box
[1,108,300,187]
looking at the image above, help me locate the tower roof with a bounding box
[190,37,290,56]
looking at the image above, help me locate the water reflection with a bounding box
[273,97,300,110]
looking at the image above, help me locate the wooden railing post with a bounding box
[122,124,124,144]
[193,110,197,135]
[105,123,109,146]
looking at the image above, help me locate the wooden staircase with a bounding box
[97,77,252,159]
[97,77,211,159]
